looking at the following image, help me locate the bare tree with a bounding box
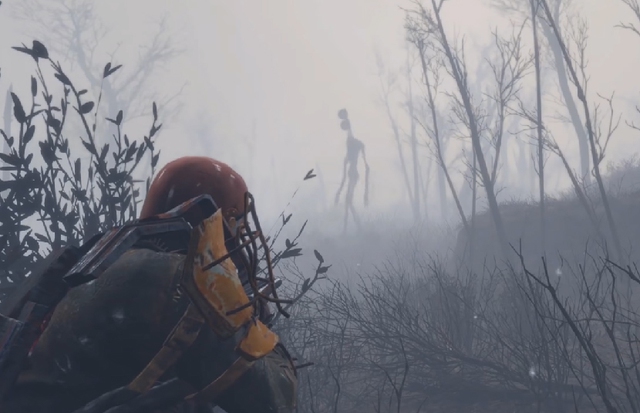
[617,0,640,37]
[410,1,512,260]
[410,36,470,237]
[376,55,420,222]
[519,249,640,413]
[538,0,624,263]
[531,0,547,257]
[406,0,537,264]
[376,52,422,221]
[616,1,640,177]
[405,52,423,221]
[10,0,185,146]
[492,0,591,184]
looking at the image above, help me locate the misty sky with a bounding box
[1,0,639,226]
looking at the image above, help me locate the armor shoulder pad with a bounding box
[64,195,218,287]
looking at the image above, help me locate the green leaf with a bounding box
[144,136,154,151]
[103,62,112,78]
[104,63,122,78]
[74,158,81,182]
[135,145,145,162]
[99,144,109,162]
[11,44,35,60]
[10,93,26,123]
[54,73,71,86]
[125,145,137,162]
[150,123,162,137]
[31,40,49,59]
[23,125,35,144]
[79,101,94,114]
[25,235,39,252]
[317,265,332,274]
[46,116,61,133]
[280,248,302,259]
[39,141,59,165]
[25,109,44,123]
[296,220,308,238]
[0,152,19,166]
[81,140,96,155]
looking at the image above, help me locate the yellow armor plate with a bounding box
[181,209,278,360]
[237,320,278,360]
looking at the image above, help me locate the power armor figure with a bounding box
[0,156,297,413]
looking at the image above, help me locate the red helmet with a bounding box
[140,156,285,323]
[140,156,248,220]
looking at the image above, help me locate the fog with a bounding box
[2,0,639,236]
[5,1,640,412]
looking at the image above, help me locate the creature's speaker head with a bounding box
[338,109,350,131]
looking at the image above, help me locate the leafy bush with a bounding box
[0,40,161,302]
[0,40,329,312]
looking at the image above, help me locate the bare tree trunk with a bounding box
[386,108,412,206]
[437,169,448,219]
[540,0,624,263]
[437,154,448,220]
[527,142,536,196]
[422,155,434,222]
[532,0,547,257]
[541,10,590,184]
[407,60,421,221]
[416,42,470,237]
[469,143,478,268]
[378,59,414,217]
[430,0,510,262]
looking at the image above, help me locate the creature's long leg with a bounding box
[344,173,359,232]
[349,202,361,230]
[335,158,349,205]
[343,200,349,233]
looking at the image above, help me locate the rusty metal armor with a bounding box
[0,157,298,413]
[6,247,296,413]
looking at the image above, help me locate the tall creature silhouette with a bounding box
[335,109,370,232]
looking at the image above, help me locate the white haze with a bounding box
[0,0,639,239]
